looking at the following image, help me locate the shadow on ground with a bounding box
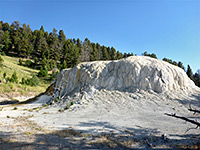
[0,121,200,150]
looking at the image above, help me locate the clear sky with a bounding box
[0,0,200,72]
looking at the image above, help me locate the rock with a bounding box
[51,56,199,100]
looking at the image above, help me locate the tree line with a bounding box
[0,21,199,87]
[0,21,134,71]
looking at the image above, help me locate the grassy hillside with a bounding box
[0,56,51,98]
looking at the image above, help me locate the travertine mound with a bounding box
[51,56,198,100]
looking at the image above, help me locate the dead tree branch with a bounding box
[188,104,200,114]
[164,113,200,127]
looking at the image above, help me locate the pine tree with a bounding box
[63,40,80,68]
[0,55,4,68]
[62,60,67,69]
[1,30,11,53]
[186,65,193,81]
[101,46,109,60]
[90,46,98,61]
[111,47,116,60]
[178,61,185,70]
[58,30,66,45]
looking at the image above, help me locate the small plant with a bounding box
[71,101,74,105]
[0,55,4,68]
[38,65,48,77]
[9,71,18,83]
[7,115,10,118]
[13,107,17,110]
[55,97,59,103]
[19,58,23,65]
[3,72,6,78]
[21,75,40,86]
[64,104,70,110]
[0,107,3,111]
[25,60,32,67]
[58,109,64,112]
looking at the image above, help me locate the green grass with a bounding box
[0,56,51,96]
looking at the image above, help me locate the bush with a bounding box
[0,52,5,56]
[19,58,23,65]
[30,75,40,86]
[3,72,6,78]
[21,75,40,86]
[0,55,4,68]
[9,72,18,83]
[25,60,32,67]
[38,65,48,77]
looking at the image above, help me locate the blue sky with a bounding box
[0,0,200,72]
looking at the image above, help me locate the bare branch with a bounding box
[188,104,200,114]
[164,113,200,127]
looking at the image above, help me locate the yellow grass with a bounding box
[0,56,50,96]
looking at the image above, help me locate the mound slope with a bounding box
[51,56,198,101]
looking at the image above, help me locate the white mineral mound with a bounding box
[53,56,198,100]
[30,56,200,137]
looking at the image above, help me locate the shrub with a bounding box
[0,55,4,68]
[19,58,23,65]
[38,65,48,77]
[3,72,6,78]
[10,71,18,83]
[34,57,38,65]
[65,104,70,110]
[25,60,32,67]
[21,75,40,86]
[21,77,26,85]
[1,52,5,56]
[30,75,40,86]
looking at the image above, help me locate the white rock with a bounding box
[53,56,199,99]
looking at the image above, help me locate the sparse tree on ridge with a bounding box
[186,65,193,81]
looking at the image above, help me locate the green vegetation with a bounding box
[65,104,71,110]
[0,55,50,95]
[0,55,3,68]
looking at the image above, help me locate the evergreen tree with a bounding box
[101,46,109,60]
[1,30,11,53]
[76,38,82,48]
[0,55,4,68]
[58,30,66,45]
[106,47,112,60]
[80,38,92,62]
[62,60,67,69]
[111,47,116,60]
[90,46,98,61]
[186,65,193,80]
[178,61,185,70]
[63,40,80,67]
[193,73,200,87]
[116,51,123,60]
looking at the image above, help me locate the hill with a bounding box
[0,55,49,100]
[47,56,199,105]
